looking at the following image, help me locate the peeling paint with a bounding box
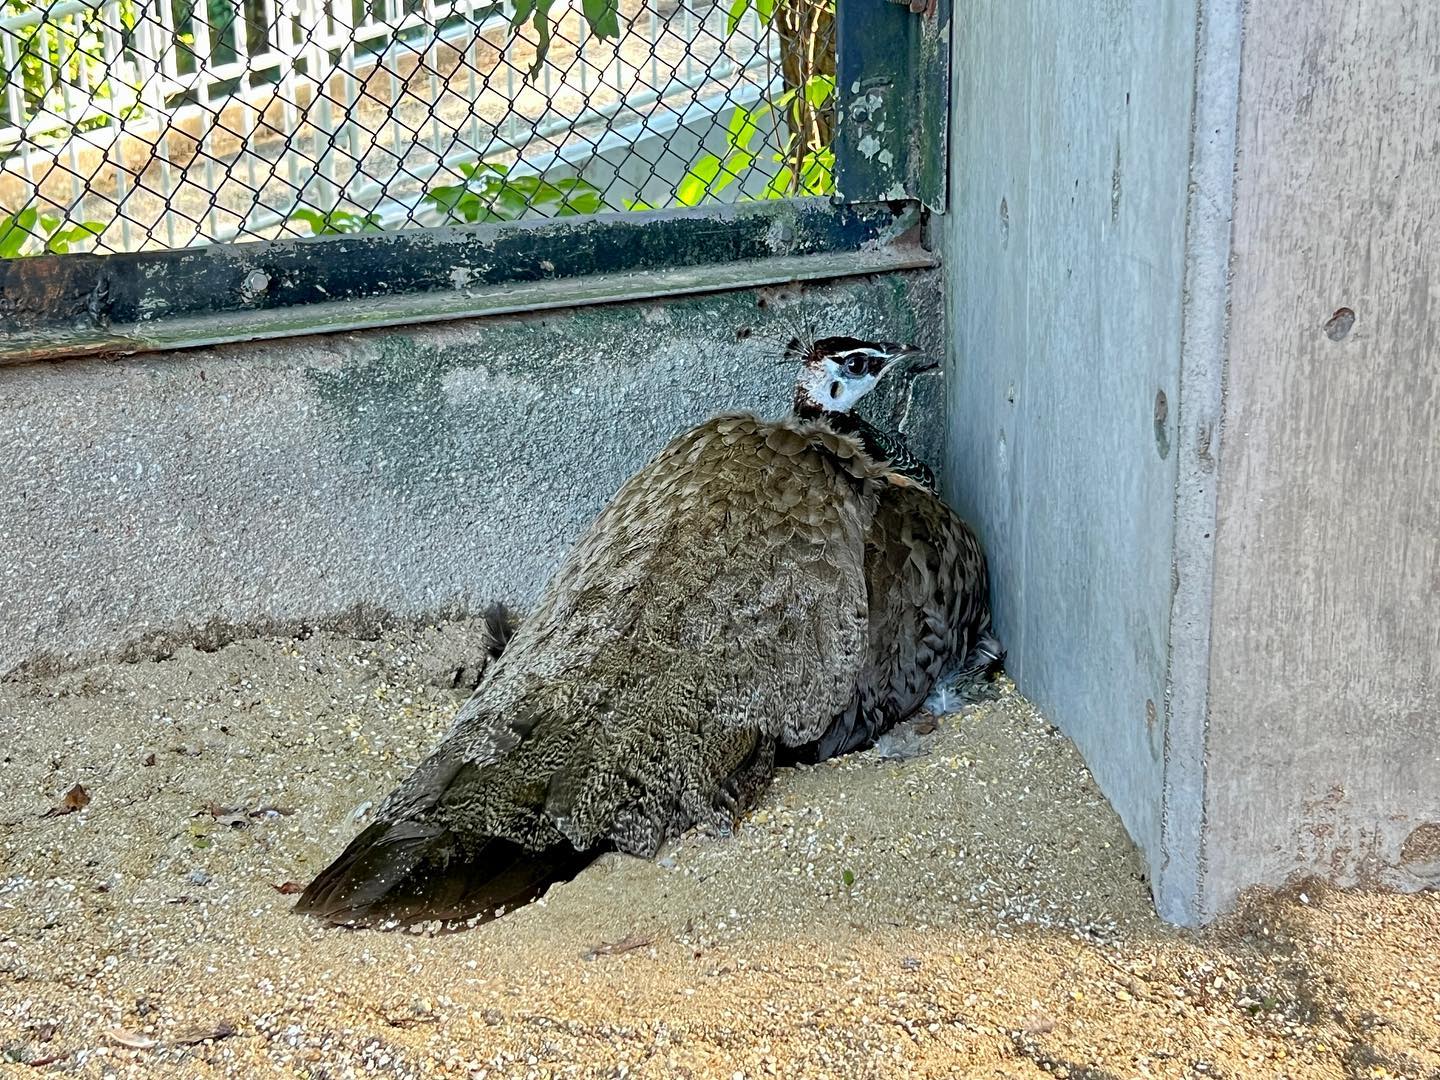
[834,0,950,209]
[848,85,895,179]
[834,0,950,208]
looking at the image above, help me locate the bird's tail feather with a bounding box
[923,632,1006,715]
[802,700,884,764]
[294,818,594,928]
[957,630,1005,681]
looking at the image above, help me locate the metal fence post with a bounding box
[833,0,950,211]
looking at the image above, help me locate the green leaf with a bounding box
[297,209,384,235]
[581,0,620,39]
[711,150,754,196]
[492,178,536,219]
[0,208,41,258]
[798,148,836,195]
[528,181,564,208]
[762,166,793,200]
[43,220,105,254]
[546,177,604,215]
[724,0,750,35]
[725,101,766,152]
[675,153,724,207]
[841,868,855,889]
[287,207,327,232]
[526,0,557,80]
[804,73,836,109]
[755,0,775,24]
[509,0,535,30]
[422,184,468,219]
[468,199,503,223]
[462,193,497,223]
[623,197,655,211]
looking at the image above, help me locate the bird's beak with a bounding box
[878,343,926,377]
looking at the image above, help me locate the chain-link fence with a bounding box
[0,0,834,256]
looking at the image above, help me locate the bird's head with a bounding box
[788,336,924,417]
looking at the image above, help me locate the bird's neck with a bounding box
[791,395,899,470]
[793,384,855,425]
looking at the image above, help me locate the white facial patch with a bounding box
[799,356,883,414]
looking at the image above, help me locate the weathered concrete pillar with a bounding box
[942,0,1440,923]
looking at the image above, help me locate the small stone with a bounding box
[187,869,212,886]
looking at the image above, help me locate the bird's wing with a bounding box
[803,483,993,761]
[297,414,887,923]
[865,485,985,713]
[455,412,887,750]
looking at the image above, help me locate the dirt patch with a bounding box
[1,621,1437,1077]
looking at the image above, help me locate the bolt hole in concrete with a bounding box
[1153,387,1170,459]
[1324,306,1356,340]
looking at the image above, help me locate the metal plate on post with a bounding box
[834,0,953,211]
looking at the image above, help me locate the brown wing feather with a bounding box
[452,412,885,751]
[299,412,890,924]
[800,482,992,762]
[345,413,886,874]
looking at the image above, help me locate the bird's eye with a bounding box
[843,355,868,376]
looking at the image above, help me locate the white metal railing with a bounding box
[0,0,781,253]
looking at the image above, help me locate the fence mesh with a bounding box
[0,0,834,256]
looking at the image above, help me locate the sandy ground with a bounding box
[1,620,1438,1078]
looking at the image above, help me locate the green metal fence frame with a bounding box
[0,0,948,365]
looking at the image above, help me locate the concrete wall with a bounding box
[943,0,1440,921]
[941,0,1204,912]
[1204,0,1440,905]
[0,272,944,677]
